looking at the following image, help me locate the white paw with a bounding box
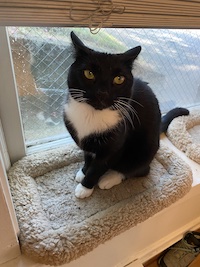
[75,168,85,183]
[98,171,125,189]
[75,183,94,199]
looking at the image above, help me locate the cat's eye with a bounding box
[84,70,95,80]
[113,75,125,85]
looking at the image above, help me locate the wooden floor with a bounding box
[146,262,158,267]
[144,255,160,267]
[144,230,200,267]
[145,254,200,267]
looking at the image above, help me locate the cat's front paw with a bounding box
[75,168,85,183]
[75,183,94,199]
[98,171,124,189]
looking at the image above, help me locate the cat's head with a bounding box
[68,31,141,110]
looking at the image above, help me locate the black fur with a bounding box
[64,31,189,190]
[161,107,189,133]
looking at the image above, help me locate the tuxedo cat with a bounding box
[64,31,189,199]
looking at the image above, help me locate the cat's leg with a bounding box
[75,183,94,198]
[75,152,94,182]
[75,159,108,199]
[75,169,85,183]
[135,166,150,177]
[132,165,150,177]
[125,165,150,179]
[98,170,125,189]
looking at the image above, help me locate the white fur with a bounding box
[98,170,125,189]
[75,168,85,183]
[64,97,121,140]
[75,183,94,199]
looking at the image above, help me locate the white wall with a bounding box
[0,150,20,264]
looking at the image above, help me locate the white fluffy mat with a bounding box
[167,108,200,164]
[8,141,192,265]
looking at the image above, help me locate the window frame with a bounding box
[0,27,26,164]
[1,24,200,266]
[0,26,22,263]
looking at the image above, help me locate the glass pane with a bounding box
[7,27,200,148]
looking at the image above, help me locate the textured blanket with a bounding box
[167,108,200,164]
[8,141,192,265]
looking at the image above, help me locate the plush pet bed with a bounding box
[166,108,200,164]
[8,141,192,266]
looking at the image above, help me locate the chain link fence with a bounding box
[8,27,200,147]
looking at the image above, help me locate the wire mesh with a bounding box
[7,27,200,147]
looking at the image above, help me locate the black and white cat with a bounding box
[64,31,189,199]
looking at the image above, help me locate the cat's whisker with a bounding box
[70,90,83,94]
[119,97,144,108]
[117,100,135,117]
[114,101,135,130]
[70,92,84,95]
[69,88,86,93]
[113,103,127,132]
[116,105,128,133]
[70,91,88,103]
[130,107,140,126]
[72,96,88,103]
[76,98,88,103]
[117,99,141,126]
[119,104,135,130]
[117,99,141,127]
[72,94,83,97]
[69,88,88,104]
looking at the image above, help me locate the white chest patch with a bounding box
[64,97,121,140]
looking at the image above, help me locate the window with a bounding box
[1,24,200,266]
[0,3,199,265]
[2,26,200,161]
[8,27,70,146]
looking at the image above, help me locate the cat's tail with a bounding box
[160,107,189,133]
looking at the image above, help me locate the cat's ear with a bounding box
[122,46,141,68]
[70,31,90,55]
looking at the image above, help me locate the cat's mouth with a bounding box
[87,98,114,110]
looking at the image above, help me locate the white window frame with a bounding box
[0,27,26,164]
[0,26,25,264]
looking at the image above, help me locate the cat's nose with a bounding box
[97,90,109,98]
[95,92,113,109]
